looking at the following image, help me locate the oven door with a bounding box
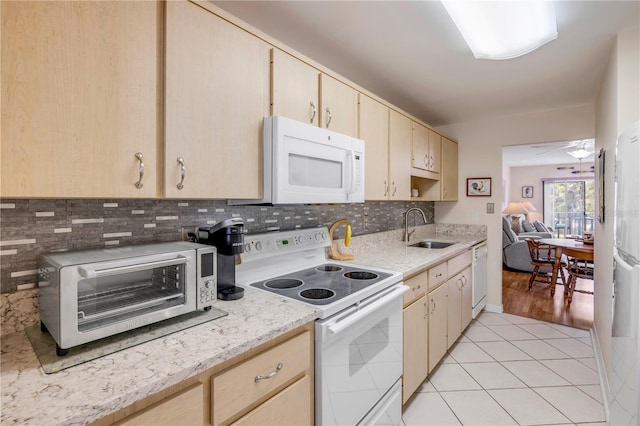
[315,283,407,426]
[58,250,197,348]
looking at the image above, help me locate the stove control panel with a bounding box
[242,227,330,258]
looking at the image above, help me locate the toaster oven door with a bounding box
[59,252,197,347]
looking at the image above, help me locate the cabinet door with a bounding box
[428,284,448,373]
[427,129,442,173]
[320,74,358,137]
[447,275,462,349]
[388,110,412,200]
[1,1,160,198]
[231,375,312,426]
[460,266,473,331]
[272,49,320,126]
[359,94,390,200]
[441,137,458,201]
[411,123,430,171]
[402,295,428,404]
[165,1,270,199]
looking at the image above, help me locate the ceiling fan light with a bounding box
[441,1,558,60]
[567,148,593,160]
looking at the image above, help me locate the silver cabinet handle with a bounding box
[383,180,389,196]
[325,107,332,128]
[423,300,427,319]
[134,152,144,189]
[431,298,436,313]
[424,154,429,167]
[176,157,185,190]
[255,362,283,382]
[392,182,397,196]
[309,101,316,124]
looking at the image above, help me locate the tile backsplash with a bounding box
[0,198,434,294]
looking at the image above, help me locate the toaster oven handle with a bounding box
[78,256,189,279]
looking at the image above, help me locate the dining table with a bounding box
[539,238,594,296]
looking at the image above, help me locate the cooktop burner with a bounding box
[250,263,393,306]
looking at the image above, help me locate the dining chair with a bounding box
[525,238,567,296]
[564,247,594,304]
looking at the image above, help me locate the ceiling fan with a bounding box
[533,139,595,159]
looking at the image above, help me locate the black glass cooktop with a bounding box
[250,263,393,305]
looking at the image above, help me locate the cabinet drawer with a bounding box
[231,375,312,426]
[116,383,204,426]
[403,271,427,306]
[448,251,472,277]
[212,331,311,425]
[428,262,448,291]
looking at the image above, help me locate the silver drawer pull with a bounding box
[176,157,186,190]
[255,362,283,382]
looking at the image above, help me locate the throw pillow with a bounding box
[533,221,548,232]
[522,220,535,232]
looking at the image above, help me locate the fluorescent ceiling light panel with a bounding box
[442,1,558,60]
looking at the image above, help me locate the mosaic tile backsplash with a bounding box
[0,199,434,294]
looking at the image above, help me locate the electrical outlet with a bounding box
[181,226,198,242]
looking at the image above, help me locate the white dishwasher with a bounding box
[472,242,488,318]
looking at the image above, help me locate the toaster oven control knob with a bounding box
[205,280,214,289]
[255,241,263,251]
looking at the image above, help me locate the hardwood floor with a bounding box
[502,268,594,330]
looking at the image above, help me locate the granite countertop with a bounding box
[336,224,487,278]
[1,287,319,426]
[0,223,485,426]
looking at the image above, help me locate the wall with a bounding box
[0,198,434,334]
[435,104,595,313]
[508,163,595,224]
[594,24,639,379]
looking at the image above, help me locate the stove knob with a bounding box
[315,232,323,241]
[255,241,263,251]
[244,243,251,253]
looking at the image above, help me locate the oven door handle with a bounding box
[78,256,189,279]
[327,284,408,335]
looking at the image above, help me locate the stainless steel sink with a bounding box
[409,241,457,249]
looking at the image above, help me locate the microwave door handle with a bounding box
[347,149,356,194]
[78,256,189,279]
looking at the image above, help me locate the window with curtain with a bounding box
[543,179,594,238]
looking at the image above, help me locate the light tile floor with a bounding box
[402,312,606,426]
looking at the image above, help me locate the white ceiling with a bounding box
[213,0,639,128]
[502,140,596,167]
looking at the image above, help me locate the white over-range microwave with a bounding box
[232,116,365,205]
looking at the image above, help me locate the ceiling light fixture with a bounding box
[567,141,594,160]
[441,1,558,60]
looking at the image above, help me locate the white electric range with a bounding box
[236,227,406,426]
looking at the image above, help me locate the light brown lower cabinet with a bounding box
[427,283,448,373]
[96,323,313,426]
[402,294,428,404]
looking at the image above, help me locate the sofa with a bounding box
[502,215,554,272]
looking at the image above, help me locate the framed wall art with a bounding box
[522,186,534,198]
[466,178,491,196]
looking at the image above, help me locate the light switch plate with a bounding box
[486,203,495,214]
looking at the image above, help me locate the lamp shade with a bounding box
[502,202,529,215]
[521,201,537,212]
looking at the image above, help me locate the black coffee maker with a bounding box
[197,218,245,301]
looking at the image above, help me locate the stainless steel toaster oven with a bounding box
[38,241,216,355]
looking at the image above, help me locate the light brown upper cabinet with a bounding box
[271,49,320,126]
[319,74,358,137]
[411,123,441,179]
[388,110,413,200]
[440,137,459,201]
[1,1,161,198]
[165,1,270,199]
[359,95,390,200]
